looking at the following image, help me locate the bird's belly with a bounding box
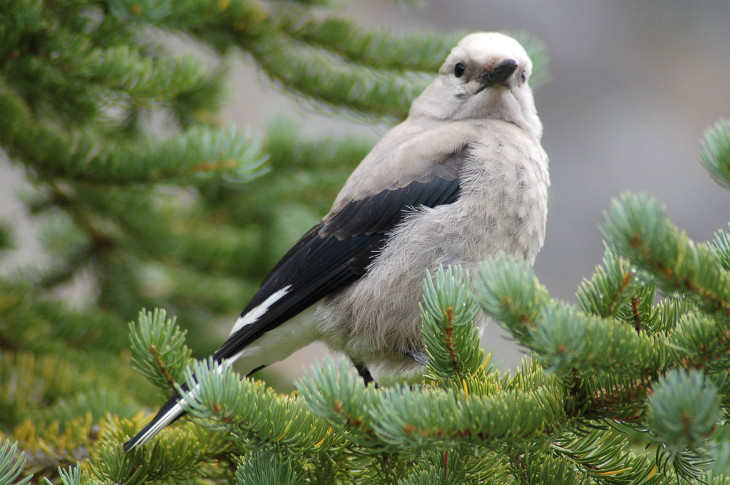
[315,189,546,373]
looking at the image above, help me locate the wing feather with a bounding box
[215,147,470,361]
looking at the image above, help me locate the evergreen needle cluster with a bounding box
[0,0,727,483]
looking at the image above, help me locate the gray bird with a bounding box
[124,31,549,452]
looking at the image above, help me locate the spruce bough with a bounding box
[0,0,728,482]
[114,120,730,483]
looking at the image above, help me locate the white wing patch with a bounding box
[229,286,291,336]
[127,285,301,451]
[228,314,319,375]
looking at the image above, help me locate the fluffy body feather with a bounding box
[319,120,548,377]
[124,32,549,452]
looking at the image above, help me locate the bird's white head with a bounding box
[410,32,543,140]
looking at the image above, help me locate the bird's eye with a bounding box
[454,62,466,78]
[521,70,528,82]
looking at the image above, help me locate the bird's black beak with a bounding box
[476,58,519,93]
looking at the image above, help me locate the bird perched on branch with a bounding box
[124,31,549,452]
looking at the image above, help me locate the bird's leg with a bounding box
[353,362,379,388]
[402,351,431,392]
[246,365,266,377]
[404,350,429,367]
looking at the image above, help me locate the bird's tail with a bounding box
[123,390,188,452]
[123,283,321,452]
[122,230,353,452]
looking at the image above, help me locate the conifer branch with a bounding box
[235,450,303,485]
[248,32,424,120]
[0,81,267,185]
[647,370,721,452]
[421,266,484,388]
[168,4,550,119]
[274,10,463,73]
[2,1,728,482]
[474,254,550,346]
[530,303,664,378]
[670,312,730,376]
[647,370,721,482]
[128,309,192,394]
[699,119,730,189]
[296,359,381,445]
[709,225,730,272]
[602,194,730,318]
[372,382,570,451]
[576,245,640,319]
[551,428,663,483]
[179,358,337,455]
[0,439,32,485]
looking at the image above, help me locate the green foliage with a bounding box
[1,0,727,483]
[465,120,730,482]
[0,221,13,253]
[601,193,730,319]
[235,451,303,485]
[709,225,730,271]
[530,303,662,378]
[128,309,193,395]
[700,119,730,188]
[179,358,335,454]
[575,245,642,320]
[710,425,730,477]
[43,465,81,485]
[474,254,550,345]
[421,265,485,389]
[3,0,523,482]
[647,370,721,454]
[0,439,32,485]
[0,0,550,353]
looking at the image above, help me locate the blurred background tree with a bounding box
[0,0,509,481]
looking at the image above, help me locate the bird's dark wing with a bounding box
[124,147,469,453]
[212,149,468,362]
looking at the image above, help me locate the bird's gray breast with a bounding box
[456,121,549,264]
[315,121,549,373]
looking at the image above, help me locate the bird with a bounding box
[124,31,550,452]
